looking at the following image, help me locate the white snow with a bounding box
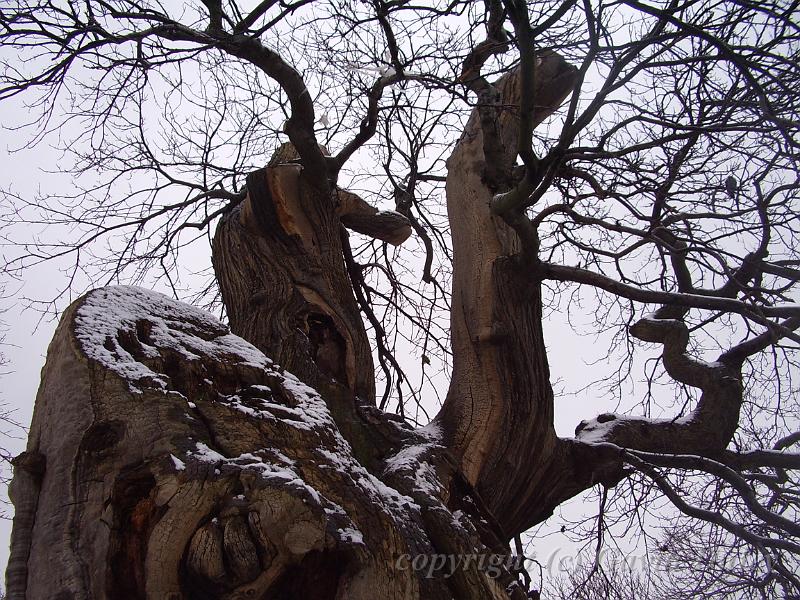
[451,509,468,529]
[384,443,428,472]
[417,421,442,442]
[381,421,445,496]
[192,441,226,464]
[75,286,430,536]
[575,411,698,443]
[575,416,623,443]
[364,472,420,513]
[337,527,364,545]
[74,286,272,392]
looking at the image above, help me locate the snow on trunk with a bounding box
[6,286,525,600]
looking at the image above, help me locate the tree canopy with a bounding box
[2,0,800,596]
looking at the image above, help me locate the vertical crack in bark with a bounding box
[108,468,167,599]
[213,162,376,405]
[5,452,45,600]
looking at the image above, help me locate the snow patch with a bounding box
[417,421,442,442]
[191,441,226,464]
[575,411,698,443]
[574,413,625,443]
[382,422,444,497]
[74,286,272,392]
[74,287,429,535]
[338,527,364,545]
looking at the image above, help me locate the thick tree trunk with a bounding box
[5,286,526,599]
[437,52,747,539]
[9,51,730,599]
[437,51,580,535]
[211,163,377,405]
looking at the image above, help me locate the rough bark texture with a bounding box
[437,51,580,535]
[212,163,377,405]
[6,49,747,599]
[5,287,526,599]
[437,52,747,537]
[212,146,411,407]
[6,57,580,600]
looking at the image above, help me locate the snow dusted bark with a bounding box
[574,313,743,452]
[437,51,748,536]
[6,287,527,599]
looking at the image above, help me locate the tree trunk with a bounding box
[6,55,604,599]
[437,51,580,535]
[5,286,526,599]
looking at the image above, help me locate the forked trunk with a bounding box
[6,57,587,599]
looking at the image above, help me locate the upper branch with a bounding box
[212,34,327,186]
[540,262,800,325]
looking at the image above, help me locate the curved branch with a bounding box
[621,448,800,538]
[619,447,800,554]
[540,261,800,340]
[216,35,327,186]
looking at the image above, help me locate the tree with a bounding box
[1,0,799,597]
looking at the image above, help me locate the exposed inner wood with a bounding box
[438,51,579,536]
[214,165,376,405]
[7,287,530,599]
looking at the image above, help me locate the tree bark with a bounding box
[5,286,526,599]
[212,162,377,405]
[437,51,579,536]
[7,49,743,599]
[5,55,582,600]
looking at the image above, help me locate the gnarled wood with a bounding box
[6,46,753,599]
[437,50,749,537]
[213,144,413,409]
[437,51,579,536]
[213,163,376,405]
[6,286,528,599]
